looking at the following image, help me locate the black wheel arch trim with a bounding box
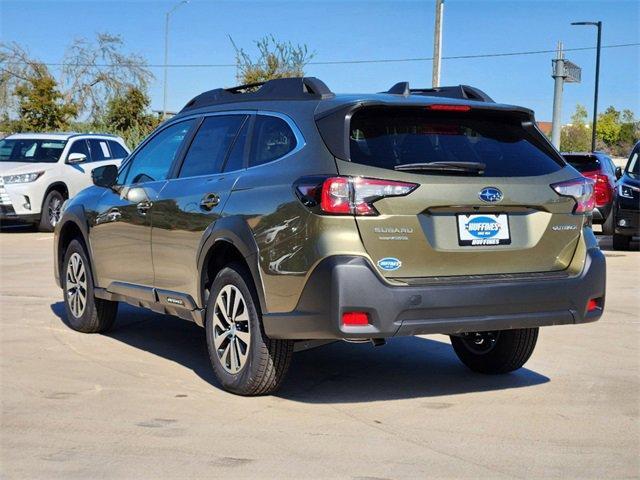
[196,215,267,313]
[54,204,95,289]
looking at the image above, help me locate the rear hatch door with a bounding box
[330,105,582,279]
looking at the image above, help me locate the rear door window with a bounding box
[224,117,250,172]
[109,141,129,159]
[179,115,246,178]
[88,139,112,162]
[349,107,563,177]
[249,115,297,167]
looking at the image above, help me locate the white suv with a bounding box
[0,133,130,231]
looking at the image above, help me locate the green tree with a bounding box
[104,86,151,131]
[596,106,622,147]
[103,86,159,148]
[560,104,591,152]
[230,35,315,85]
[14,64,77,131]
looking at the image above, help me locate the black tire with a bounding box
[612,233,631,251]
[601,210,614,236]
[450,328,538,374]
[39,189,64,232]
[205,262,294,396]
[62,239,118,333]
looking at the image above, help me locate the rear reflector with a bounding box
[427,104,472,112]
[587,299,599,312]
[342,311,369,326]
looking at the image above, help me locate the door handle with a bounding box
[107,208,121,222]
[137,200,153,215]
[200,193,220,211]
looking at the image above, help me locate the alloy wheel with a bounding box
[48,196,62,227]
[212,285,251,374]
[66,252,87,318]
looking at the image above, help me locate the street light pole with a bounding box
[432,0,444,87]
[163,0,189,120]
[571,21,602,152]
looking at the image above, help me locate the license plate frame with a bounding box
[457,213,511,246]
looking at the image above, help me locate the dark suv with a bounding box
[54,78,605,395]
[562,152,618,234]
[611,141,640,250]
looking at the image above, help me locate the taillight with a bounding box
[296,176,417,216]
[581,170,612,207]
[551,177,595,214]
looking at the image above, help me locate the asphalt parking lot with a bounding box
[0,226,638,479]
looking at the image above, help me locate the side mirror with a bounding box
[67,152,87,164]
[615,166,622,180]
[92,164,118,188]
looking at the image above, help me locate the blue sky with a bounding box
[1,0,638,122]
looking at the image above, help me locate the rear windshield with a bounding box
[348,108,563,176]
[562,154,600,173]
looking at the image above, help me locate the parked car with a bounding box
[54,78,605,395]
[0,133,129,231]
[562,151,618,234]
[611,142,640,250]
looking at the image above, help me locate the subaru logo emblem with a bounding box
[479,187,503,203]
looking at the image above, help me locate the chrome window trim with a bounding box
[122,110,306,180]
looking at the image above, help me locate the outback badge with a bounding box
[479,187,503,203]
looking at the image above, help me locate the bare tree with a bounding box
[1,34,153,124]
[62,33,153,119]
[0,42,43,119]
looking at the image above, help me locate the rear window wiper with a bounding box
[394,161,486,174]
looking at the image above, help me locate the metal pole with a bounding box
[162,12,170,120]
[162,1,189,120]
[571,21,602,152]
[591,21,602,152]
[432,0,444,87]
[551,42,565,149]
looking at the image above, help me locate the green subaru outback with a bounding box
[54,78,606,395]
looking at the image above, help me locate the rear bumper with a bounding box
[592,204,611,223]
[262,249,606,340]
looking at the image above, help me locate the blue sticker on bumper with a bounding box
[377,257,402,271]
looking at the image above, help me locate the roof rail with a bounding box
[385,82,494,103]
[180,77,334,112]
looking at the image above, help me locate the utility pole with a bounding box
[432,0,444,88]
[163,0,189,120]
[551,43,566,149]
[550,42,581,150]
[571,21,602,152]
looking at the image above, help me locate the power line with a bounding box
[1,42,638,69]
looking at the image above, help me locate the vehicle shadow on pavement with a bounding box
[51,302,549,402]
[0,222,36,233]
[597,235,640,252]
